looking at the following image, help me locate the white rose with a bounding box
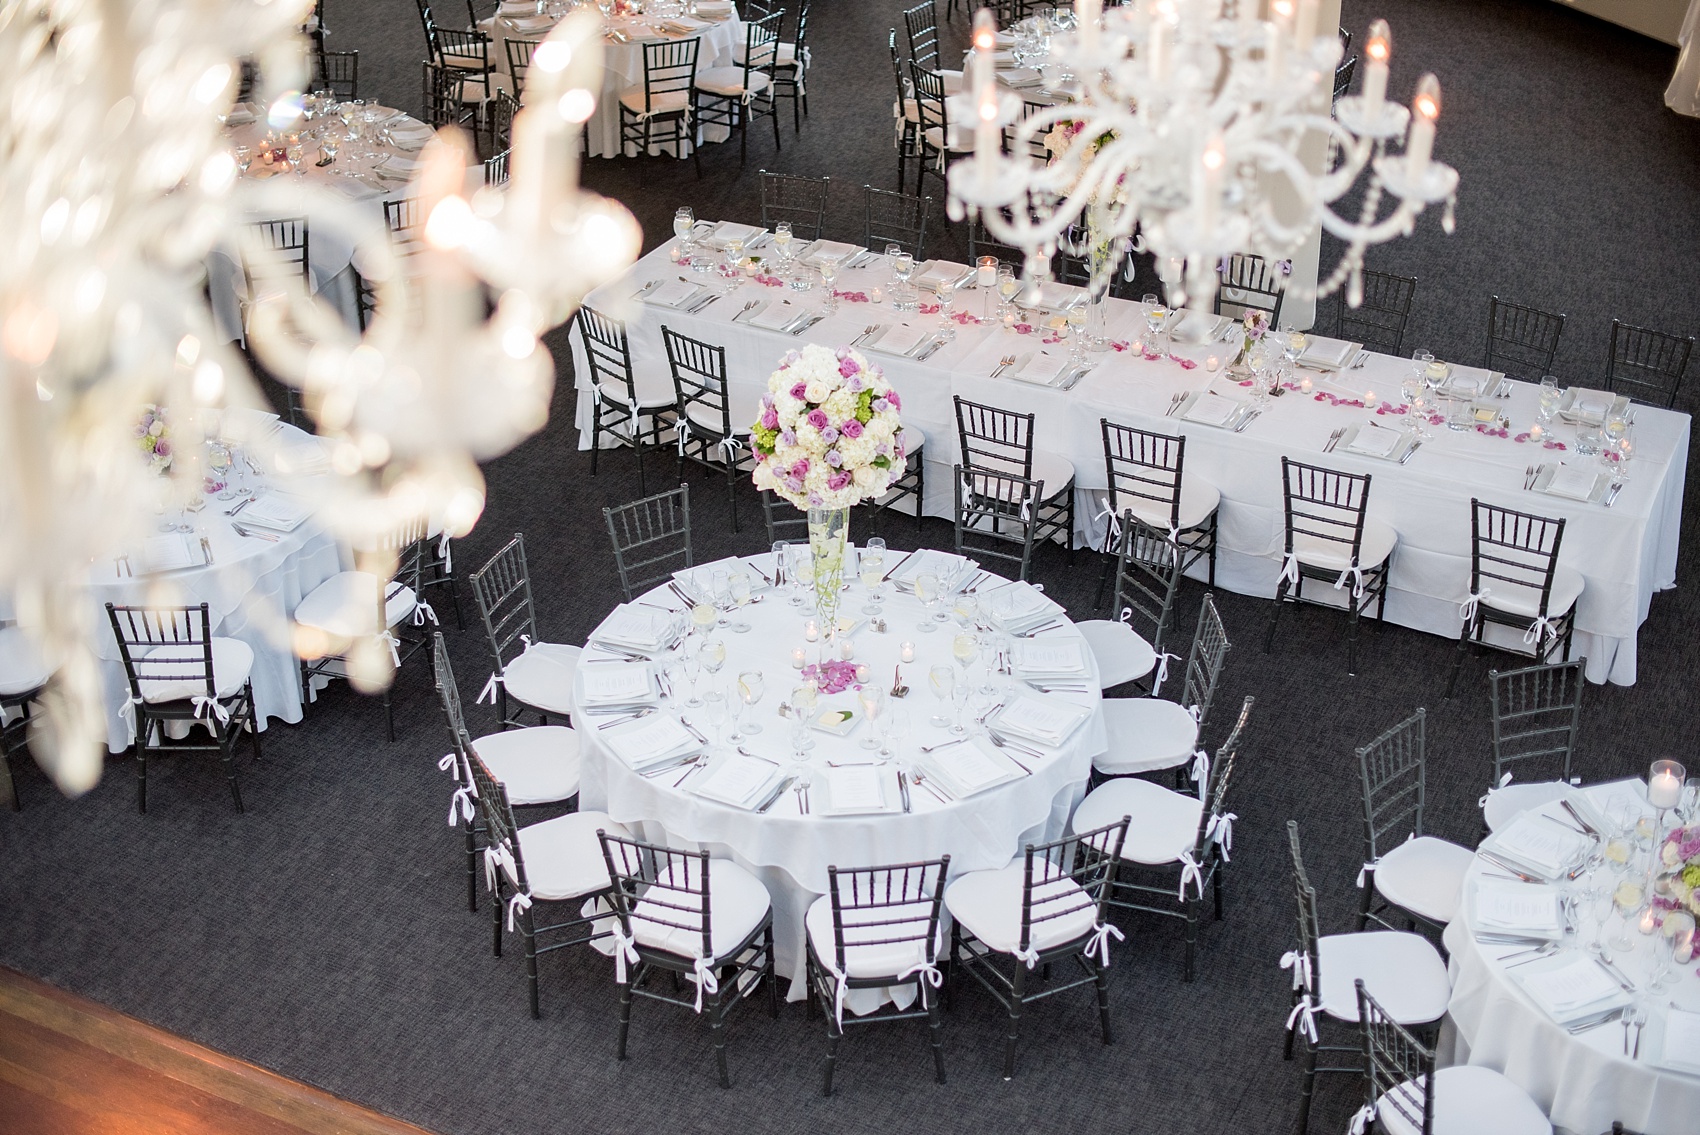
[865,416,895,443]
[804,379,831,403]
[852,466,876,488]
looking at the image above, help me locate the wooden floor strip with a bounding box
[0,966,437,1135]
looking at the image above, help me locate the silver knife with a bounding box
[898,771,911,813]
[1233,408,1262,433]
[915,336,947,361]
[756,776,796,813]
[1399,441,1424,465]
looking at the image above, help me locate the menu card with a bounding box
[692,755,777,808]
[1184,393,1241,427]
[605,715,697,770]
[580,662,653,706]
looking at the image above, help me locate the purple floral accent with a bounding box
[754,274,784,287]
[155,440,171,457]
[806,408,829,429]
[1013,323,1035,335]
[827,470,852,491]
[825,449,844,467]
[760,408,779,429]
[871,397,890,413]
[779,428,797,446]
[838,355,861,378]
[800,659,861,694]
[847,375,866,393]
[789,382,808,401]
[833,289,870,303]
[808,491,824,506]
[841,418,864,439]
[820,424,840,444]
[791,458,811,478]
[886,389,902,411]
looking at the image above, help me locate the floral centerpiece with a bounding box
[1231,309,1269,371]
[136,404,172,474]
[1656,825,1700,963]
[749,344,905,631]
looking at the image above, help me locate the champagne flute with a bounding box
[951,632,979,713]
[770,540,789,595]
[682,639,704,707]
[736,669,764,735]
[711,568,731,627]
[914,570,940,633]
[209,441,234,499]
[789,681,818,755]
[772,221,794,280]
[1066,304,1088,363]
[673,205,695,264]
[703,687,729,749]
[820,256,840,312]
[728,569,753,633]
[928,664,954,727]
[857,684,884,749]
[937,278,957,331]
[1610,878,1642,952]
[879,703,909,762]
[860,537,886,614]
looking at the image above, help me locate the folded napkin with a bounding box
[594,604,676,653]
[1169,309,1225,343]
[1183,392,1242,427]
[674,556,767,602]
[984,579,1062,632]
[749,300,807,330]
[644,280,700,309]
[888,548,974,593]
[1475,880,1564,938]
[992,693,1087,747]
[1021,280,1087,312]
[1564,387,1614,422]
[1298,336,1356,370]
[1440,365,1496,398]
[1516,955,1625,1023]
[692,754,779,808]
[824,765,888,813]
[605,714,698,770]
[1000,67,1044,89]
[804,240,861,267]
[238,494,310,532]
[868,323,928,356]
[387,124,435,151]
[1347,422,1403,458]
[273,437,331,476]
[927,738,1019,797]
[143,534,204,573]
[1490,812,1587,878]
[1660,1010,1700,1074]
[1545,465,1598,501]
[704,220,762,249]
[913,260,973,292]
[1015,638,1086,676]
[1013,350,1068,385]
[580,662,654,706]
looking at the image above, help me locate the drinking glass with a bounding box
[770,541,789,594]
[286,140,305,177]
[892,251,915,309]
[787,542,814,607]
[735,669,764,735]
[1538,376,1562,423]
[914,570,941,633]
[880,704,909,761]
[234,144,252,172]
[789,682,818,755]
[997,265,1019,319]
[1610,878,1642,952]
[928,664,954,727]
[772,221,794,280]
[950,683,972,735]
[820,256,840,311]
[951,631,979,717]
[711,569,732,626]
[1066,304,1088,363]
[703,687,729,748]
[860,537,886,614]
[937,278,957,330]
[701,637,726,681]
[1650,928,1676,990]
[682,640,704,707]
[691,600,718,639]
[209,441,234,499]
[727,569,752,633]
[723,236,745,276]
[1143,293,1167,343]
[857,684,884,749]
[673,206,695,263]
[320,137,338,166]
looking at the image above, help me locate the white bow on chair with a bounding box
[1478,769,1513,809]
[482,838,513,889]
[1278,552,1301,588]
[1176,849,1205,900]
[1333,563,1366,601]
[688,956,720,1013]
[1285,992,1320,1044]
[1348,1104,1376,1135]
[1082,920,1125,967]
[1093,495,1122,548]
[1459,587,1491,622]
[191,695,231,725]
[1206,812,1237,860]
[1279,949,1313,992]
[412,598,438,627]
[1522,614,1558,646]
[609,921,640,985]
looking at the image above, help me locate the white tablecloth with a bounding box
[1441,782,1700,1135]
[84,426,347,752]
[571,238,1690,685]
[572,552,1105,1000]
[484,5,744,158]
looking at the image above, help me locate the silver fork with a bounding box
[1165,392,1186,417]
[991,354,1015,378]
[1523,464,1536,490]
[850,323,878,347]
[1324,428,1344,453]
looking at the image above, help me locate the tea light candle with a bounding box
[1364,390,1379,408]
[1204,354,1220,373]
[803,618,819,642]
[1649,759,1686,809]
[870,287,884,303]
[855,662,871,684]
[670,245,682,263]
[839,638,855,661]
[1639,906,1659,935]
[1299,376,1313,393]
[977,256,998,288]
[1529,424,1543,441]
[900,640,916,663]
[1677,926,1696,964]
[790,647,806,669]
[1131,339,1144,354]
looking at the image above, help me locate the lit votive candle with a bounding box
[839,638,855,661]
[1676,926,1696,964]
[1299,376,1313,393]
[1529,424,1543,441]
[855,662,871,684]
[1649,759,1686,808]
[670,245,682,263]
[870,287,884,303]
[900,640,916,663]
[1204,355,1221,373]
[790,647,806,669]
[803,618,819,642]
[1639,906,1659,935]
[1364,390,1379,408]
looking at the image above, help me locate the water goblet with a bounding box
[690,600,718,639]
[951,631,979,691]
[892,250,915,309]
[820,256,840,311]
[209,441,235,499]
[997,265,1019,320]
[723,236,745,277]
[736,669,764,735]
[789,681,819,755]
[1610,877,1643,952]
[727,570,753,633]
[1538,375,1562,423]
[682,640,704,707]
[1065,304,1088,363]
[772,221,794,279]
[674,205,696,263]
[927,664,954,727]
[913,570,941,633]
[859,537,886,615]
[857,684,884,749]
[701,637,727,681]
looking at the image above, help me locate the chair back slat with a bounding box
[1338,269,1417,357]
[1286,820,1325,992]
[604,485,694,600]
[1109,515,1184,660]
[1605,318,1693,408]
[761,492,809,545]
[661,326,732,439]
[759,169,830,242]
[1215,253,1285,325]
[954,464,1042,581]
[863,185,931,260]
[470,533,541,672]
[910,64,950,138]
[825,857,949,975]
[466,745,526,889]
[1281,457,1372,564]
[1017,819,1128,953]
[502,36,536,99]
[1468,498,1566,617]
[902,0,942,69]
[1189,696,1253,860]
[430,630,473,759]
[1178,593,1231,726]
[1101,420,1185,531]
[1356,981,1438,1135]
[1486,295,1565,381]
[641,36,701,107]
[1357,709,1427,860]
[954,395,1035,480]
[599,834,716,960]
[106,604,217,700]
[1488,659,1583,787]
[576,305,639,405]
[241,217,311,299]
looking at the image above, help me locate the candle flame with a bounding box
[1413,74,1441,120]
[1366,19,1391,61]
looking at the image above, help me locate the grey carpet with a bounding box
[1,1,1696,1133]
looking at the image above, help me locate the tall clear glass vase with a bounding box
[807,506,850,636]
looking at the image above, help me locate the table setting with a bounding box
[1442,764,1700,1134]
[84,411,346,752]
[572,221,1688,684]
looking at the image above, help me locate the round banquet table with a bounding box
[83,423,346,753]
[573,548,1107,1001]
[481,1,744,159]
[1440,780,1700,1135]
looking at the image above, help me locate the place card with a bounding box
[1545,464,1600,502]
[142,534,205,573]
[921,737,1026,798]
[749,299,806,330]
[1655,1009,1700,1074]
[1015,639,1085,676]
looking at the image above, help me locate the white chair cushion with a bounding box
[944,861,1098,956]
[618,86,691,115]
[631,857,773,960]
[776,41,800,66]
[969,448,1076,502]
[938,69,965,94]
[683,401,732,436]
[805,892,933,979]
[1482,781,1572,833]
[511,810,629,902]
[1374,835,1473,925]
[899,425,926,456]
[1375,1065,1551,1135]
[501,642,582,717]
[0,626,51,697]
[294,571,417,638]
[471,725,581,806]
[696,67,771,97]
[1121,477,1220,533]
[893,97,921,123]
[921,125,972,153]
[598,387,675,413]
[1088,697,1199,776]
[1073,776,1200,866]
[1315,930,1450,1024]
[1292,517,1397,572]
[1076,620,1156,690]
[1480,564,1584,620]
[136,637,254,704]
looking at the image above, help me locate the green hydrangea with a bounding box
[1684,864,1700,889]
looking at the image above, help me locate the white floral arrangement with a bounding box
[748,344,905,511]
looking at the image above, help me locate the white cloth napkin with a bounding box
[1015,639,1086,676]
[595,605,673,652]
[914,260,972,290]
[580,663,653,706]
[605,715,697,770]
[1184,393,1242,427]
[1567,387,1614,420]
[1012,350,1068,385]
[1546,465,1598,501]
[992,694,1085,746]
[238,494,310,532]
[824,765,886,812]
[1298,336,1356,369]
[1347,422,1403,458]
[705,221,762,248]
[931,742,1009,792]
[1661,1009,1700,1073]
[805,240,861,266]
[869,323,928,356]
[1491,812,1586,878]
[1475,879,1564,936]
[749,300,806,330]
[1517,955,1623,1021]
[645,280,699,308]
[693,755,778,808]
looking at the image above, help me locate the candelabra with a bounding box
[0,0,637,793]
[948,1,1458,313]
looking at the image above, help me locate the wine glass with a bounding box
[857,684,884,749]
[820,256,840,311]
[914,570,941,633]
[209,441,234,500]
[789,681,818,756]
[937,278,957,331]
[1538,375,1562,423]
[997,265,1019,320]
[892,250,915,294]
[727,569,753,633]
[674,206,695,263]
[1610,877,1642,953]
[681,639,704,707]
[951,633,979,731]
[928,664,955,728]
[703,687,729,749]
[1066,304,1088,363]
[690,600,718,639]
[879,703,909,762]
[701,637,727,682]
[723,236,745,277]
[772,221,794,279]
[787,542,814,607]
[711,569,732,626]
[860,537,886,615]
[1142,293,1167,349]
[737,669,764,735]
[285,140,305,177]
[769,540,789,595]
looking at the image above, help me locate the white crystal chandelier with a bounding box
[948,0,1458,313]
[0,0,637,793]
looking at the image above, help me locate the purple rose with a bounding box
[761,393,774,408]
[871,397,890,413]
[847,375,866,393]
[875,442,891,457]
[808,491,824,506]
[753,449,767,463]
[826,449,843,467]
[787,477,805,493]
[827,471,852,491]
[760,408,779,429]
[784,350,801,365]
[886,389,902,411]
[155,440,171,457]
[838,355,861,378]
[789,382,808,401]
[792,458,810,477]
[840,419,864,439]
[779,428,797,446]
[820,425,839,444]
[806,408,829,430]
